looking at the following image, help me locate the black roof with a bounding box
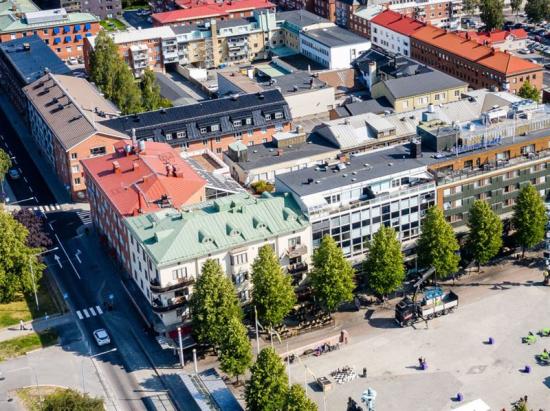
[0,35,71,86]
[100,89,291,143]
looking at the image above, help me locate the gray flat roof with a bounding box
[263,71,328,95]
[278,9,328,29]
[234,133,339,171]
[383,70,467,99]
[345,97,392,116]
[304,26,368,48]
[154,72,196,106]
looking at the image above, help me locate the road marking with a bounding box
[75,252,82,264]
[32,207,38,211]
[53,233,81,280]
[18,168,22,174]
[76,210,92,225]
[12,158,17,165]
[83,309,90,318]
[28,187,33,193]
[48,223,54,230]
[53,254,63,268]
[76,310,83,319]
[96,305,103,315]
[44,205,51,211]
[89,307,96,316]
[54,204,61,210]
[23,176,27,183]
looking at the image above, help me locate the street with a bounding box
[0,105,183,410]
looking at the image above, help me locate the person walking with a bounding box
[19,320,25,330]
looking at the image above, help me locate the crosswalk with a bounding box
[76,210,92,226]
[76,305,104,320]
[31,204,63,213]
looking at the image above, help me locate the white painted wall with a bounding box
[370,23,411,56]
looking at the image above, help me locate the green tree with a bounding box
[517,79,541,102]
[89,30,120,98]
[251,245,296,328]
[364,226,405,297]
[510,0,523,18]
[417,207,460,279]
[525,0,550,23]
[462,0,480,16]
[0,148,12,199]
[466,200,503,270]
[245,347,288,411]
[112,62,142,115]
[479,0,504,31]
[0,209,45,303]
[219,316,253,382]
[140,68,171,111]
[512,183,548,257]
[41,388,104,411]
[250,180,274,194]
[310,236,355,313]
[284,384,317,411]
[190,259,242,348]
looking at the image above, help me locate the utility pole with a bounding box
[177,327,184,368]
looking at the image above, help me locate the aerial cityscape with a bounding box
[0,0,549,409]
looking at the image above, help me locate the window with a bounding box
[176,131,186,138]
[211,124,220,132]
[231,252,248,265]
[200,127,207,134]
[71,152,78,159]
[202,140,208,146]
[265,114,272,121]
[288,236,301,247]
[74,177,81,185]
[233,119,242,127]
[71,165,79,173]
[274,112,284,119]
[245,118,252,125]
[172,267,187,279]
[90,146,106,156]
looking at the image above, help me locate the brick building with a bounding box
[313,0,336,22]
[369,9,424,56]
[410,25,543,93]
[99,89,292,156]
[455,29,528,52]
[23,73,126,200]
[81,140,207,272]
[0,8,99,61]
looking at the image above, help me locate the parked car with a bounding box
[67,57,78,65]
[544,64,550,70]
[8,168,20,179]
[93,329,110,346]
[518,48,531,54]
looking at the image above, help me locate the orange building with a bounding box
[0,8,99,61]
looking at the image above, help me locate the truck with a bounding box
[395,267,459,327]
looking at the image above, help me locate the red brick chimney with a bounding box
[112,161,121,174]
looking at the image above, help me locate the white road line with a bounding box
[96,305,103,315]
[55,204,61,210]
[48,223,54,230]
[23,176,28,183]
[76,310,83,320]
[12,158,17,165]
[28,187,33,193]
[83,309,90,318]
[75,253,82,264]
[18,168,22,174]
[45,205,51,211]
[32,207,38,211]
[53,233,81,280]
[89,307,96,316]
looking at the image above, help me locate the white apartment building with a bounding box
[125,193,312,331]
[369,10,424,56]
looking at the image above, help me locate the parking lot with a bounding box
[290,262,550,410]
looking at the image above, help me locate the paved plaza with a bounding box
[290,262,550,410]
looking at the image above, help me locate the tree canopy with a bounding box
[218,316,253,382]
[310,236,355,313]
[517,79,540,103]
[466,200,503,269]
[0,148,11,185]
[512,183,547,256]
[251,245,296,328]
[0,209,45,303]
[525,0,550,23]
[364,226,405,297]
[510,0,523,15]
[283,384,317,411]
[245,347,289,411]
[462,0,480,15]
[417,207,460,278]
[189,259,242,347]
[479,0,504,31]
[41,388,104,411]
[13,209,52,249]
[141,69,172,111]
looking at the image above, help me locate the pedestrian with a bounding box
[19,320,24,330]
[418,357,423,368]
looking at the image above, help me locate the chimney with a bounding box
[166,163,173,176]
[131,128,137,145]
[132,161,139,171]
[112,161,121,174]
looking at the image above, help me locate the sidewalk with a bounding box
[0,95,70,204]
[0,313,72,343]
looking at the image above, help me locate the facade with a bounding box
[369,10,425,57]
[35,0,122,19]
[125,192,312,331]
[99,89,292,156]
[313,0,336,22]
[0,8,99,61]
[81,140,207,272]
[152,0,275,27]
[278,9,334,53]
[410,24,543,93]
[0,35,70,116]
[335,0,361,28]
[84,27,178,78]
[224,129,339,185]
[456,29,528,52]
[23,73,125,200]
[349,4,382,38]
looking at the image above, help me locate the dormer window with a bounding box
[245,118,252,125]
[176,131,186,138]
[200,127,207,134]
[233,119,242,127]
[274,112,283,119]
[265,114,272,120]
[210,124,220,132]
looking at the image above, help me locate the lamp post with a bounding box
[29,247,59,310]
[7,196,37,205]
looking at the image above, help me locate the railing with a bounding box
[287,262,308,275]
[150,277,195,293]
[152,296,188,313]
[287,244,308,258]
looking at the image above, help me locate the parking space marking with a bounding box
[83,309,90,318]
[76,310,83,320]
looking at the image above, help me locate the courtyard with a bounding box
[289,260,550,410]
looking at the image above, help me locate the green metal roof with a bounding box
[0,0,39,17]
[0,12,97,33]
[125,192,309,267]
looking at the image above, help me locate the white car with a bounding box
[93,329,110,346]
[67,57,78,65]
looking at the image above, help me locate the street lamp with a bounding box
[7,196,37,205]
[29,247,59,310]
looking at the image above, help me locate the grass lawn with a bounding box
[100,18,126,31]
[0,329,58,362]
[0,275,61,328]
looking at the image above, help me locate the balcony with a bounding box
[150,277,195,293]
[287,244,307,259]
[287,262,308,275]
[152,296,188,313]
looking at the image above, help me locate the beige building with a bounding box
[370,70,468,113]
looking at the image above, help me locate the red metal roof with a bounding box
[153,0,274,24]
[81,141,206,217]
[370,10,425,37]
[456,29,528,46]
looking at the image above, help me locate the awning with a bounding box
[53,27,60,34]
[75,34,82,41]
[53,37,61,44]
[74,24,81,32]
[84,23,91,30]
[64,35,71,42]
[63,25,70,33]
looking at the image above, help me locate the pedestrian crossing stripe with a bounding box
[32,204,62,213]
[76,305,104,320]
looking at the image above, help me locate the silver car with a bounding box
[93,329,111,346]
